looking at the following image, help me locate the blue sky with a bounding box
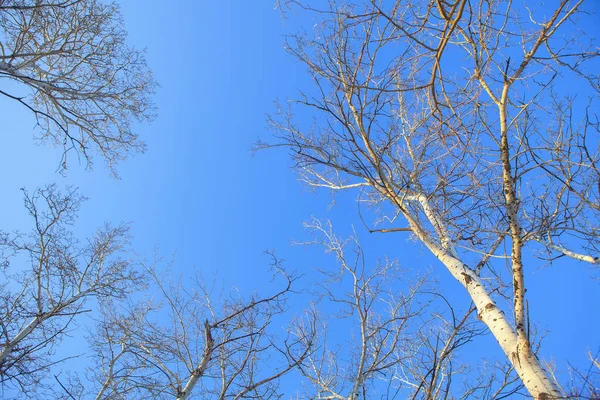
[0,0,598,396]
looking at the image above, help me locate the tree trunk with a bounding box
[415,226,561,399]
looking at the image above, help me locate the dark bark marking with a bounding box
[461,272,472,284]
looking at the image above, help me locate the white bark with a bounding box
[538,239,600,265]
[0,315,44,366]
[406,193,458,258]
[403,209,561,398]
[177,372,203,400]
[0,290,88,366]
[402,183,560,398]
[273,0,594,396]
[176,320,214,400]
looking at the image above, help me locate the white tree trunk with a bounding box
[176,320,213,400]
[397,190,561,398]
[0,290,88,367]
[177,372,202,400]
[416,227,561,398]
[0,315,44,365]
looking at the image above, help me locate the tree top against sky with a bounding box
[0,0,156,174]
[1,1,599,399]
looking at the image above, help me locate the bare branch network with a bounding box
[0,187,316,399]
[1,0,600,399]
[0,0,156,173]
[264,0,600,398]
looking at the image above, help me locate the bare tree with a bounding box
[0,185,140,395]
[540,350,600,400]
[0,0,156,172]
[266,0,600,398]
[74,256,315,400]
[292,220,523,399]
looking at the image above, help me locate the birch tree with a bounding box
[0,185,140,394]
[74,257,315,400]
[0,0,156,172]
[267,0,600,398]
[293,220,523,399]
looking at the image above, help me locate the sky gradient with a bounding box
[0,1,598,397]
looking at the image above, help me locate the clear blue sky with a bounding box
[0,0,598,396]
